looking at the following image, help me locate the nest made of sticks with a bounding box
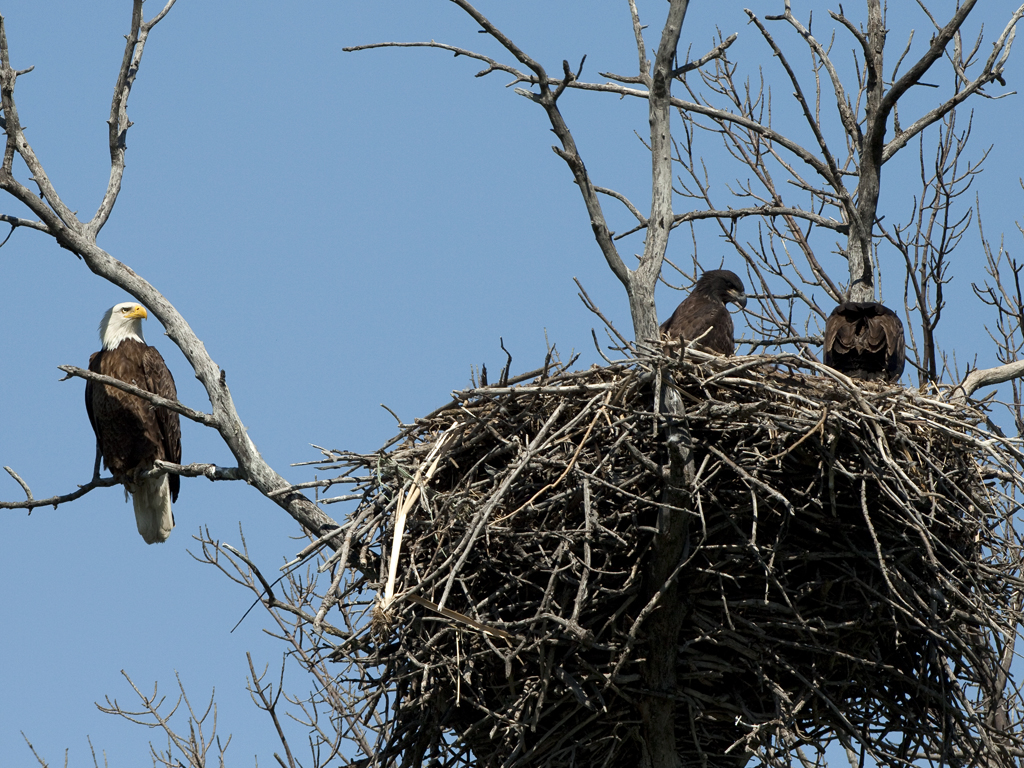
[312,351,1024,768]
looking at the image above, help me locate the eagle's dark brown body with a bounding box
[86,338,181,540]
[660,269,748,356]
[823,301,905,383]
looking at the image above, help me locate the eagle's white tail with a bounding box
[131,473,175,544]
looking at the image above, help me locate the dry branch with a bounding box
[57,365,217,426]
[0,466,118,511]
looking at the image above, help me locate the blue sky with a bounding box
[1,1,1023,764]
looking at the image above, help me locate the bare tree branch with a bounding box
[88,0,178,237]
[0,18,79,234]
[769,7,863,151]
[672,204,846,231]
[57,365,217,426]
[96,670,230,768]
[348,4,756,344]
[746,12,846,192]
[882,4,1024,160]
[342,40,531,84]
[953,360,1024,403]
[0,213,48,235]
[150,460,245,482]
[0,460,243,512]
[246,654,298,768]
[1,469,118,511]
[670,32,737,78]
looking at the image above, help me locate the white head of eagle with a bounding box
[86,302,182,544]
[99,301,148,350]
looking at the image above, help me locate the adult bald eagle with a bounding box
[86,302,181,544]
[660,269,748,356]
[823,301,905,383]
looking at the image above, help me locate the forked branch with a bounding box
[348,0,740,345]
[89,0,178,237]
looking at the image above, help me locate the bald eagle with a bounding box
[823,301,905,383]
[86,302,181,544]
[660,269,748,356]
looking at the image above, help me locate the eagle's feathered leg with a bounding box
[92,443,103,482]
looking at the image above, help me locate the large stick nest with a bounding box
[314,352,1024,768]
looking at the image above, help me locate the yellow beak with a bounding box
[125,305,148,320]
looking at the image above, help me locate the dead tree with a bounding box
[8,2,1024,767]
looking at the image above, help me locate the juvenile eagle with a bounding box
[86,302,182,544]
[660,269,748,356]
[823,301,905,383]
